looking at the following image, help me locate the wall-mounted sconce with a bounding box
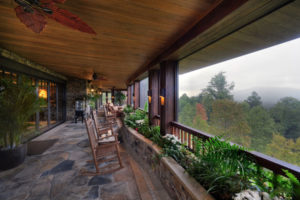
[160,88,165,106]
[148,90,152,104]
[38,89,47,99]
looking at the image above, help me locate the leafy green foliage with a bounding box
[245,91,262,108]
[246,106,276,152]
[123,105,134,115]
[0,77,42,149]
[187,137,254,198]
[270,97,300,139]
[283,170,300,199]
[210,99,251,147]
[202,71,234,101]
[115,91,126,105]
[124,101,299,199]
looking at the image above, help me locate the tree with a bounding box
[200,72,235,119]
[179,93,191,112]
[202,72,235,101]
[192,103,209,132]
[210,99,251,147]
[265,134,300,166]
[245,91,262,108]
[246,106,276,152]
[178,102,196,128]
[270,97,300,139]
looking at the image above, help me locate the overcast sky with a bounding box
[179,37,300,98]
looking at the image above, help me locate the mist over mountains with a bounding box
[233,87,300,108]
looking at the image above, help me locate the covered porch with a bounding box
[1,0,300,199]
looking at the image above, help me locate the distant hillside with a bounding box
[233,87,300,108]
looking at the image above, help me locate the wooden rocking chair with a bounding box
[81,117,122,175]
[92,110,117,143]
[104,104,117,124]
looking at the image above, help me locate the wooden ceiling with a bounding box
[0,0,219,89]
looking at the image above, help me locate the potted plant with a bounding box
[115,91,126,106]
[0,76,41,170]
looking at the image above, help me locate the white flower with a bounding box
[135,120,144,125]
[163,134,181,144]
[233,190,272,200]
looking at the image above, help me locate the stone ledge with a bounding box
[122,125,214,200]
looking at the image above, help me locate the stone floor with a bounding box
[0,121,171,200]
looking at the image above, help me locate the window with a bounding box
[131,85,134,106]
[178,38,300,167]
[139,78,148,111]
[0,68,66,141]
[102,92,106,105]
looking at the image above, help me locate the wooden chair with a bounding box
[81,117,122,175]
[92,110,117,143]
[104,104,117,124]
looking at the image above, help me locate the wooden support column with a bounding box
[106,91,108,104]
[112,88,115,104]
[134,81,140,109]
[100,94,102,106]
[160,60,178,135]
[127,85,131,105]
[148,70,160,125]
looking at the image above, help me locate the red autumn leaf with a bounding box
[196,103,208,121]
[42,3,96,34]
[15,6,47,33]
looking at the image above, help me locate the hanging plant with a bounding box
[14,0,96,34]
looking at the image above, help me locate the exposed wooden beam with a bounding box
[128,0,248,83]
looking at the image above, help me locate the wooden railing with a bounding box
[169,121,300,180]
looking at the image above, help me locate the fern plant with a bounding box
[0,77,42,149]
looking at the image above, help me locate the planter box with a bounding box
[120,125,214,200]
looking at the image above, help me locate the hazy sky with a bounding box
[179,37,300,98]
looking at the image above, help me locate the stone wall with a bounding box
[120,125,214,200]
[66,77,87,121]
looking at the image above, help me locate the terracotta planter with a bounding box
[0,144,27,170]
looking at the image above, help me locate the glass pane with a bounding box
[131,85,134,106]
[102,92,106,105]
[178,38,300,167]
[50,82,57,124]
[108,92,112,104]
[39,80,48,129]
[139,78,148,111]
[57,84,63,122]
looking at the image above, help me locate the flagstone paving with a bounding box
[0,122,145,200]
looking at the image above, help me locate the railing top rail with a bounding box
[153,114,160,119]
[169,121,300,179]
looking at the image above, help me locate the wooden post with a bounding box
[106,91,108,104]
[148,70,160,125]
[160,60,178,135]
[112,87,115,105]
[134,81,140,109]
[127,85,131,105]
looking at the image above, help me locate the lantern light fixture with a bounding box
[39,89,47,99]
[160,88,165,106]
[148,90,152,104]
